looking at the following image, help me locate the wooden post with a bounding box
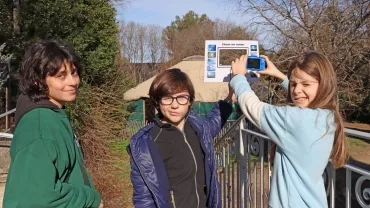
[13,0,20,35]
[6,0,20,130]
[5,84,8,130]
[5,61,10,130]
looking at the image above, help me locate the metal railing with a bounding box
[4,107,368,207]
[215,115,370,208]
[0,108,15,140]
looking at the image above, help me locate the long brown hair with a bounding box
[286,51,348,168]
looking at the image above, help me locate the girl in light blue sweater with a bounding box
[229,52,348,208]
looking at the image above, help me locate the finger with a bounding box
[260,55,272,65]
[260,55,268,61]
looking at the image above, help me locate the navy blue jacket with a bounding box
[128,101,232,208]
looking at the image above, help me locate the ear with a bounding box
[188,102,193,112]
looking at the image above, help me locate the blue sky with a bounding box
[116,0,250,27]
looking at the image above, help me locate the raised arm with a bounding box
[231,74,298,149]
[201,99,233,139]
[230,55,292,149]
[258,55,289,90]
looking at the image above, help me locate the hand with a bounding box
[98,200,104,208]
[258,55,286,81]
[231,54,248,76]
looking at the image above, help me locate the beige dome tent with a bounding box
[124,55,230,102]
[124,56,240,133]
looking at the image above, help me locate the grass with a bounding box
[347,136,370,164]
[109,139,133,208]
[348,136,369,155]
[348,137,369,148]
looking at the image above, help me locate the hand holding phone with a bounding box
[246,56,267,71]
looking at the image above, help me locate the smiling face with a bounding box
[159,91,191,126]
[289,68,319,108]
[45,60,80,108]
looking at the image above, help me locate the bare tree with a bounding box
[213,19,256,40]
[163,15,259,64]
[120,21,139,63]
[147,25,168,64]
[0,43,12,120]
[119,21,167,83]
[228,0,370,119]
[0,44,11,86]
[168,19,214,63]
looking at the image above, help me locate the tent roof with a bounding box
[124,57,230,102]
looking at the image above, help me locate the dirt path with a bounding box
[344,122,370,132]
[0,141,10,208]
[0,184,4,208]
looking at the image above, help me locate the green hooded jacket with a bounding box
[3,95,101,208]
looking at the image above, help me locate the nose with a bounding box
[293,84,302,95]
[67,74,80,87]
[170,99,179,108]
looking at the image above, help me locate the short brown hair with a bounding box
[149,68,195,108]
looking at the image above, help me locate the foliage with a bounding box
[0,1,133,207]
[66,67,135,207]
[0,0,13,44]
[0,44,12,85]
[2,0,120,85]
[162,10,213,62]
[162,11,257,64]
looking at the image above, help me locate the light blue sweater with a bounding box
[230,75,335,208]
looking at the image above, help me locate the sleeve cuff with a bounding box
[91,190,101,208]
[280,77,289,89]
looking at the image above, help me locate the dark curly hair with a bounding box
[19,39,81,102]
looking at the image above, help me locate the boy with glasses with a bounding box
[127,68,233,208]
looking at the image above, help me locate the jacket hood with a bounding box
[15,94,60,128]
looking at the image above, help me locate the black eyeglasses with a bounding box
[160,95,190,105]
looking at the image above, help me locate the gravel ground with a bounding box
[0,141,10,208]
[0,185,4,208]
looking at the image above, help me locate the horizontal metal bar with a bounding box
[344,128,370,141]
[241,129,270,140]
[0,108,16,118]
[0,132,13,139]
[215,115,246,146]
[342,163,370,177]
[216,117,370,208]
